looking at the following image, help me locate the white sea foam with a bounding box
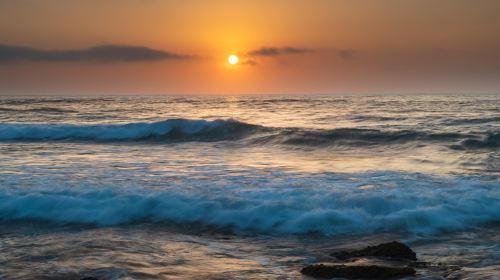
[1,173,498,235]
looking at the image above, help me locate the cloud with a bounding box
[0,44,192,63]
[241,59,257,66]
[338,49,355,60]
[247,46,312,56]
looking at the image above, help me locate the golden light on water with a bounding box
[228,55,239,65]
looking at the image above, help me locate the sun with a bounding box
[228,55,239,65]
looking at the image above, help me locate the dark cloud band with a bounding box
[248,47,312,56]
[0,44,192,63]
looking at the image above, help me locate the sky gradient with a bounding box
[1,0,500,95]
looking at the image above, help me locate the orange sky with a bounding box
[1,0,500,95]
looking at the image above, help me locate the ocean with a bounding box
[0,94,498,279]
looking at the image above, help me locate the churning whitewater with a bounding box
[1,171,499,235]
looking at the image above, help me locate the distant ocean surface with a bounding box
[0,95,499,279]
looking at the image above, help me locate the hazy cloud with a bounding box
[241,59,257,66]
[338,49,355,60]
[0,44,192,63]
[248,47,312,56]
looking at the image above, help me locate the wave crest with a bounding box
[0,119,262,142]
[0,118,497,150]
[0,174,498,235]
[268,128,462,147]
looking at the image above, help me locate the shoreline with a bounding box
[1,222,499,279]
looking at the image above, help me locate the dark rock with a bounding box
[332,241,417,261]
[80,278,99,280]
[301,264,416,279]
[409,261,429,268]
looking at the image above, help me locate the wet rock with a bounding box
[409,261,429,268]
[301,264,416,279]
[332,241,417,261]
[80,277,99,280]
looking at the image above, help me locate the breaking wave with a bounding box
[0,118,497,149]
[0,119,263,142]
[0,173,498,235]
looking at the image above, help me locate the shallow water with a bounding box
[0,95,499,279]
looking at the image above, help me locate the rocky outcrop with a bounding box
[331,241,417,261]
[301,264,416,279]
[301,241,419,279]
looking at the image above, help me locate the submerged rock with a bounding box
[301,264,416,279]
[332,241,417,261]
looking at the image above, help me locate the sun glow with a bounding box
[228,55,239,65]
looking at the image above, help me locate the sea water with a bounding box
[0,95,498,279]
